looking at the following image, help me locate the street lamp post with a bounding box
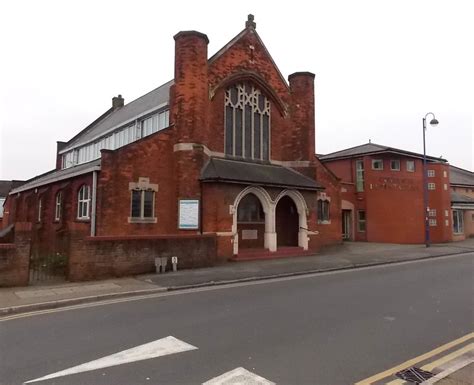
[422,112,439,247]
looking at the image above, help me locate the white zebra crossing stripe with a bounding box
[203,367,275,385]
[25,336,197,383]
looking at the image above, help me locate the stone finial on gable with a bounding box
[246,14,256,29]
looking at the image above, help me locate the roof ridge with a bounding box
[320,142,386,157]
[449,164,474,174]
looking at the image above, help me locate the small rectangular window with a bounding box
[317,199,330,222]
[390,160,400,171]
[427,169,435,177]
[444,184,448,190]
[443,170,448,178]
[429,218,437,226]
[445,210,449,217]
[428,183,436,190]
[357,210,366,232]
[372,159,383,170]
[429,209,436,217]
[406,160,415,172]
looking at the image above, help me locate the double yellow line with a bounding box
[355,332,474,384]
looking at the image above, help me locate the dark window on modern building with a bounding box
[390,159,400,171]
[452,210,464,234]
[225,83,270,161]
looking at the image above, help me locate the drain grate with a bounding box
[394,367,434,383]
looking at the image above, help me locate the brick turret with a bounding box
[173,31,209,143]
[288,72,316,160]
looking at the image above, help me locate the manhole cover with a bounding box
[395,367,434,383]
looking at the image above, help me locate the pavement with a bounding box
[1,238,473,317]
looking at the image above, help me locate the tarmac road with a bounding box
[1,253,472,385]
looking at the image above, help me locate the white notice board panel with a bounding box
[178,199,199,229]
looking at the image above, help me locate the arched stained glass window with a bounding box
[225,83,270,160]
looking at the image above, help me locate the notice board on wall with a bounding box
[178,199,199,229]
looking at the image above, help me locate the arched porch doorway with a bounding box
[237,193,265,249]
[275,196,299,247]
[232,186,275,255]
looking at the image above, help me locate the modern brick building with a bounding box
[449,165,474,241]
[1,16,342,284]
[320,142,473,244]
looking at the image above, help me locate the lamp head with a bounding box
[429,118,439,127]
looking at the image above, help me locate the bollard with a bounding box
[171,256,178,272]
[154,257,161,274]
[160,257,168,273]
[155,256,168,274]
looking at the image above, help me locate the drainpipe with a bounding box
[90,171,97,236]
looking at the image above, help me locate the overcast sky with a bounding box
[1,0,472,180]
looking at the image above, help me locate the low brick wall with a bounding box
[68,233,218,281]
[0,223,32,287]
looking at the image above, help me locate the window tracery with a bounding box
[225,83,270,160]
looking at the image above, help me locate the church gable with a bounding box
[208,15,290,105]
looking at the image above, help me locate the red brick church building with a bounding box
[1,16,342,283]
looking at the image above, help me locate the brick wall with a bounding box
[0,222,32,287]
[324,155,453,244]
[67,233,217,281]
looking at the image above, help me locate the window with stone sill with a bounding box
[372,159,383,170]
[128,177,158,223]
[390,159,400,171]
[406,160,415,172]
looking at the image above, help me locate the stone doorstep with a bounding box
[14,282,121,299]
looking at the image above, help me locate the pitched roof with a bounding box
[60,80,173,153]
[200,157,323,190]
[0,180,25,197]
[10,160,101,195]
[319,142,447,163]
[449,165,474,186]
[451,191,474,204]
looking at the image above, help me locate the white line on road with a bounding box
[24,336,197,383]
[203,367,275,385]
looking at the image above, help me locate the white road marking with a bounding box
[203,367,275,385]
[24,336,197,383]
